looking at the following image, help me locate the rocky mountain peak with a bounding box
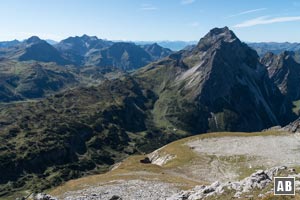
[208,26,234,39]
[280,51,295,61]
[196,27,240,51]
[81,34,98,41]
[261,52,275,60]
[26,36,43,44]
[81,34,90,39]
[150,43,160,48]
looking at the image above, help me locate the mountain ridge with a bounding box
[0,35,173,69]
[0,36,70,65]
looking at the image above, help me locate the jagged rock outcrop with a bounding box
[34,193,58,200]
[167,166,290,200]
[148,148,176,166]
[282,117,300,133]
[261,51,300,101]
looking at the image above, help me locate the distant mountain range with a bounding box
[248,42,300,56]
[0,39,20,48]
[135,41,197,51]
[0,36,70,65]
[0,35,173,70]
[2,37,300,59]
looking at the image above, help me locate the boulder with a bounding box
[34,193,57,200]
[109,195,122,200]
[140,157,151,164]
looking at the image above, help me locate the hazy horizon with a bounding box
[2,34,300,44]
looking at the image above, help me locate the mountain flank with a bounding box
[261,51,300,101]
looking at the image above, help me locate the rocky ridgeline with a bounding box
[282,118,300,133]
[168,166,300,199]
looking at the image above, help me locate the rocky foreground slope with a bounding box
[37,131,300,200]
[30,166,300,200]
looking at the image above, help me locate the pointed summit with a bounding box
[205,26,238,42]
[81,34,98,41]
[26,36,42,44]
[140,43,172,60]
[196,27,240,51]
[81,34,90,39]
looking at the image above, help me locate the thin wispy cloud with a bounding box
[226,8,267,18]
[181,0,195,5]
[234,16,300,28]
[140,4,158,11]
[188,22,200,27]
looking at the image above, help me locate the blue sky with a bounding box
[1,0,300,42]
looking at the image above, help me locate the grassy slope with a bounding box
[293,100,300,115]
[0,76,179,199]
[0,60,125,102]
[49,130,293,199]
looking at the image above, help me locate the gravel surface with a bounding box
[184,133,300,182]
[60,180,180,200]
[188,133,300,167]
